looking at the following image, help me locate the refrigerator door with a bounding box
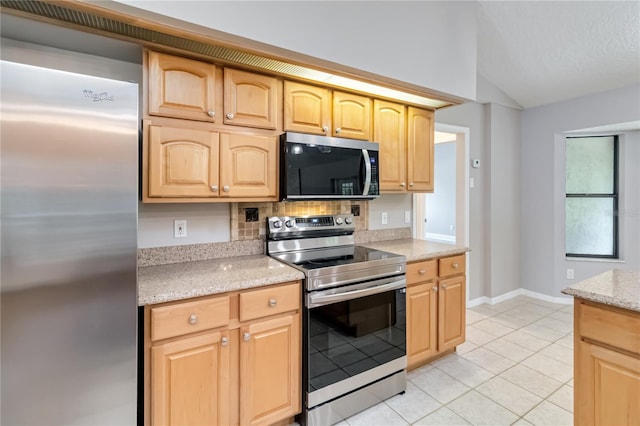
[1,61,138,425]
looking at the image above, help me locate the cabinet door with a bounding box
[224,68,279,129]
[240,313,301,426]
[219,133,277,199]
[576,341,640,426]
[407,282,438,368]
[438,275,465,351]
[374,100,406,192]
[151,331,230,426]
[332,91,371,140]
[284,81,331,135]
[407,107,434,192]
[148,51,217,122]
[148,123,220,198]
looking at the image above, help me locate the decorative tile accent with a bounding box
[230,200,369,241]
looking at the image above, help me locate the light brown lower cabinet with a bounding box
[146,281,301,426]
[574,299,640,425]
[406,253,466,369]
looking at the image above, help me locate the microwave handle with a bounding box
[362,149,371,196]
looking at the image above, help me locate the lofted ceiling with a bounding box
[476,1,640,109]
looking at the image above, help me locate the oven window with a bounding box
[307,289,406,392]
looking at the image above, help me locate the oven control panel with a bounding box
[267,214,355,236]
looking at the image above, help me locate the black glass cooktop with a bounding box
[274,245,404,271]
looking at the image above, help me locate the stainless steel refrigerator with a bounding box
[1,60,138,425]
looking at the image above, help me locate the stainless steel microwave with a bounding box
[279,132,380,201]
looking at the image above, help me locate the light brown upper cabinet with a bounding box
[144,120,278,202]
[374,100,406,192]
[224,68,280,130]
[283,81,331,135]
[332,91,372,140]
[406,107,435,192]
[147,50,217,122]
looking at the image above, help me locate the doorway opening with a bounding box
[413,123,469,249]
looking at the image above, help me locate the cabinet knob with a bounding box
[442,284,448,289]
[432,286,438,292]
[335,127,341,134]
[400,182,406,187]
[223,185,230,192]
[409,182,414,187]
[207,110,215,117]
[418,269,426,275]
[226,113,234,120]
[221,337,228,346]
[452,263,459,269]
[322,125,329,133]
[210,185,218,192]
[188,314,198,325]
[269,298,277,307]
[243,332,251,342]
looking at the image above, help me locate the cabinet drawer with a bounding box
[439,254,466,277]
[578,301,640,355]
[239,282,300,322]
[151,295,230,341]
[407,259,437,284]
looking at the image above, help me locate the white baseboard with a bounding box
[424,232,456,244]
[468,288,573,307]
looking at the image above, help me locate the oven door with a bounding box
[304,275,406,409]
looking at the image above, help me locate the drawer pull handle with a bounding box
[432,286,438,292]
[221,337,228,346]
[188,314,198,325]
[243,332,251,342]
[207,110,215,117]
[418,269,426,275]
[452,263,459,269]
[269,298,277,307]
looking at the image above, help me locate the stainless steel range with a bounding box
[267,214,407,426]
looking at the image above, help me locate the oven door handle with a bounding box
[307,277,406,308]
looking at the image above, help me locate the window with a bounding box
[565,136,618,258]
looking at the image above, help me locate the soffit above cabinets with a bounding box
[0,0,463,110]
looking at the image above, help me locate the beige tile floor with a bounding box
[337,295,574,426]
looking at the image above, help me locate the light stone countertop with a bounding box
[138,255,305,306]
[362,239,470,262]
[561,269,640,312]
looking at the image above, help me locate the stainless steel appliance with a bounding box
[267,214,406,426]
[1,60,139,425]
[280,132,380,201]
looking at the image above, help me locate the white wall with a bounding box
[521,84,640,299]
[137,203,231,248]
[368,194,413,230]
[426,142,457,240]
[112,0,477,101]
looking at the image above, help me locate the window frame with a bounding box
[565,135,619,259]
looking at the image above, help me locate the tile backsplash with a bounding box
[230,201,369,241]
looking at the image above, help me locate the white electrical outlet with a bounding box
[567,268,574,279]
[174,219,187,238]
[381,212,388,225]
[404,210,411,224]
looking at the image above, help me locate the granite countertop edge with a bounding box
[561,270,640,313]
[138,239,470,306]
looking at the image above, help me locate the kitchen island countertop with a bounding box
[561,269,640,312]
[138,254,305,306]
[362,238,469,262]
